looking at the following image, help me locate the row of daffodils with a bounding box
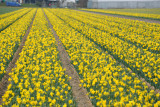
[0,8,24,20]
[44,9,160,106]
[61,9,160,53]
[49,9,160,88]
[0,9,75,106]
[0,9,36,81]
[81,9,160,20]
[0,8,31,31]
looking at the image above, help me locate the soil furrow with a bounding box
[76,9,160,24]
[0,9,37,105]
[53,11,159,54]
[43,10,93,107]
[49,10,160,94]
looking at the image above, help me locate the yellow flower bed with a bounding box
[45,8,160,107]
[59,9,160,53]
[0,8,75,107]
[49,9,160,88]
[0,8,31,31]
[81,9,160,20]
[0,9,36,80]
[0,8,26,20]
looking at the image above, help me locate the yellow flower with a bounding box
[50,92,54,97]
[69,100,73,104]
[118,87,124,92]
[73,61,78,65]
[69,76,72,80]
[79,84,82,87]
[104,92,109,96]
[63,103,67,107]
[156,93,160,98]
[51,99,56,104]
[114,92,119,98]
[16,98,21,104]
[68,86,71,90]
[56,91,60,96]
[96,101,100,106]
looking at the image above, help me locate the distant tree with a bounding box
[61,0,66,4]
[58,0,66,7]
[35,0,43,6]
[35,0,46,7]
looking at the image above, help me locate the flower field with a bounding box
[0,9,75,106]
[0,8,160,107]
[0,8,31,32]
[47,9,160,87]
[81,9,160,20]
[0,8,36,81]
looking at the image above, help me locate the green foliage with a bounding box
[0,7,22,15]
[21,3,39,7]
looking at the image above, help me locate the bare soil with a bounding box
[76,10,160,24]
[0,10,37,105]
[43,10,93,107]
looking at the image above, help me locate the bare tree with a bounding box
[58,0,66,7]
[61,0,66,4]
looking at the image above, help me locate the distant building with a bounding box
[18,0,22,3]
[88,0,160,8]
[75,0,78,4]
[48,0,59,7]
[77,0,88,7]
[48,0,69,7]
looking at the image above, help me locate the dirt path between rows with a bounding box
[71,9,160,94]
[0,10,37,105]
[43,10,93,107]
[76,10,160,24]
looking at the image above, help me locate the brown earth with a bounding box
[43,10,93,107]
[0,10,37,105]
[0,8,159,106]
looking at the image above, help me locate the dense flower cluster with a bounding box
[44,9,160,106]
[61,9,160,53]
[81,9,160,20]
[0,8,31,31]
[0,9,36,80]
[0,9,75,106]
[49,9,160,88]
